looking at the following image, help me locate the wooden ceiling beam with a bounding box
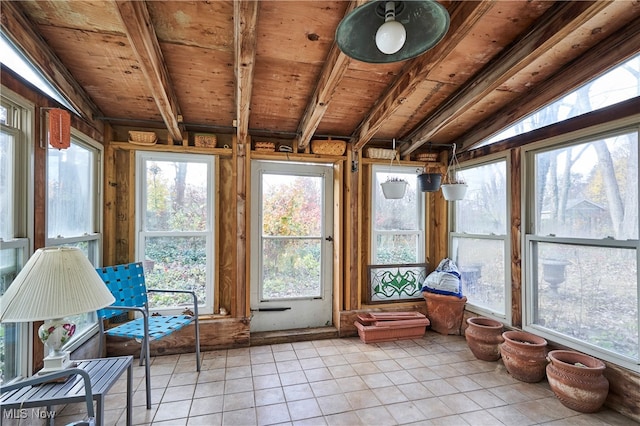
[234,0,259,144]
[115,0,182,142]
[350,0,495,152]
[295,1,364,151]
[0,1,103,131]
[456,17,640,151]
[401,0,613,156]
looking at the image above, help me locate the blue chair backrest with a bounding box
[97,262,148,320]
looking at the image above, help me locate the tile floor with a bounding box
[50,332,635,425]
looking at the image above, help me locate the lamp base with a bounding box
[38,350,72,374]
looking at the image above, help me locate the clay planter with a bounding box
[465,317,504,361]
[422,292,467,335]
[546,350,609,413]
[500,331,548,382]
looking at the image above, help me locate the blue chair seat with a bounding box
[104,314,194,340]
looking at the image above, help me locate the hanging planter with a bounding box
[441,143,467,201]
[381,178,408,199]
[417,172,441,192]
[380,138,408,199]
[442,183,468,200]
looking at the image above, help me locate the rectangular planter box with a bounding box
[354,312,430,343]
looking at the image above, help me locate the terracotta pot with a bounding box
[465,317,504,361]
[422,292,467,335]
[546,350,609,413]
[500,331,548,382]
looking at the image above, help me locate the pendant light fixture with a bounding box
[336,1,450,64]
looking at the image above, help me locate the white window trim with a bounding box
[44,129,104,352]
[521,117,640,372]
[449,154,512,324]
[136,151,215,315]
[371,164,425,265]
[1,86,35,380]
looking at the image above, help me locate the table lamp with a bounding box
[0,247,115,373]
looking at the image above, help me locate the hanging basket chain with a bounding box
[444,143,465,184]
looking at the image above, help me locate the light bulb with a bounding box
[375,2,406,55]
[375,20,406,54]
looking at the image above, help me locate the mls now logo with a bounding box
[3,408,56,419]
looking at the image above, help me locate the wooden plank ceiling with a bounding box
[2,1,640,154]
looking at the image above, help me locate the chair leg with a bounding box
[194,315,201,372]
[143,337,151,409]
[139,342,145,366]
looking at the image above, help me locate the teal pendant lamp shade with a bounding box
[336,0,450,64]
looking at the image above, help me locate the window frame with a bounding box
[136,151,216,315]
[45,129,104,352]
[449,154,511,323]
[370,164,425,303]
[522,117,640,372]
[1,87,35,382]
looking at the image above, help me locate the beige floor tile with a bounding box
[309,379,341,397]
[283,383,314,401]
[189,395,224,417]
[252,362,278,376]
[225,365,252,379]
[161,384,195,403]
[255,387,286,406]
[354,405,396,425]
[279,371,307,386]
[371,385,409,404]
[221,407,257,426]
[253,373,282,390]
[224,377,254,394]
[187,413,223,426]
[343,389,381,410]
[287,398,322,421]
[194,380,225,398]
[323,411,365,426]
[256,402,291,426]
[153,400,191,422]
[303,367,332,383]
[222,390,255,411]
[387,400,428,424]
[316,394,352,416]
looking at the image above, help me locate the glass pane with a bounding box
[374,170,419,230]
[534,132,638,239]
[47,142,93,238]
[374,234,419,264]
[144,160,209,232]
[0,129,14,240]
[262,174,322,237]
[452,237,506,315]
[455,161,506,234]
[143,236,207,308]
[1,248,21,384]
[484,53,640,145]
[533,242,638,360]
[262,238,321,299]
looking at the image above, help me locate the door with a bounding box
[250,161,334,332]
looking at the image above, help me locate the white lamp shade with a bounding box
[375,20,406,54]
[0,247,115,322]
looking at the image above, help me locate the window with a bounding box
[1,91,33,383]
[0,33,77,114]
[46,132,102,348]
[371,165,425,301]
[450,159,509,319]
[482,53,640,146]
[136,152,215,314]
[525,127,639,370]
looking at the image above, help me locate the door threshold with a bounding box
[250,326,339,347]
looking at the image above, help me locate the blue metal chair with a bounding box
[96,262,200,409]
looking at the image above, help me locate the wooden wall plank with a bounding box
[510,148,522,327]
